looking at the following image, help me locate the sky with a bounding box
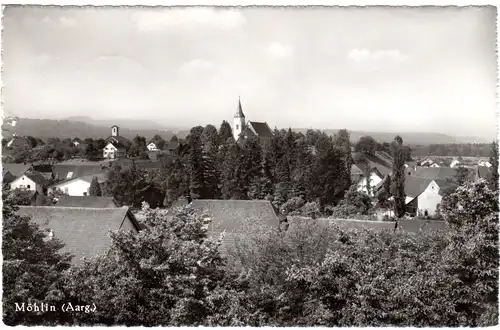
[2,5,498,139]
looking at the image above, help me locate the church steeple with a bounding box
[233,97,246,141]
[234,96,245,118]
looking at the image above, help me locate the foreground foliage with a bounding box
[3,180,498,326]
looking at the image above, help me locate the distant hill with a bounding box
[1,118,182,141]
[64,116,185,133]
[292,128,489,145]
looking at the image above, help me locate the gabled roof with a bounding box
[2,163,32,177]
[2,169,16,184]
[49,173,108,188]
[16,206,140,264]
[413,166,475,181]
[168,199,281,252]
[56,196,120,208]
[404,175,433,199]
[105,135,130,147]
[7,136,30,149]
[247,121,274,138]
[315,217,448,234]
[24,171,51,186]
[52,164,106,182]
[316,218,395,231]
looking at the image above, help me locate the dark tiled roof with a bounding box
[404,175,433,199]
[56,196,119,208]
[247,121,274,138]
[2,170,16,184]
[25,171,51,186]
[477,166,493,180]
[49,173,108,188]
[168,199,281,252]
[16,206,140,264]
[52,164,107,182]
[413,166,475,181]
[2,163,32,177]
[105,136,130,148]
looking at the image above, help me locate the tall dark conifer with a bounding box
[391,135,406,218]
[489,140,498,192]
[187,126,205,199]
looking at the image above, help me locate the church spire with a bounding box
[234,96,245,118]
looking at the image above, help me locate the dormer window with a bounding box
[66,172,73,179]
[236,125,239,130]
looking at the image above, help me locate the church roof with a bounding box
[248,121,273,138]
[234,98,245,118]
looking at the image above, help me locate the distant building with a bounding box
[103,125,130,159]
[72,137,83,147]
[403,176,445,217]
[478,160,492,168]
[233,98,274,145]
[450,159,461,168]
[147,141,159,152]
[356,167,384,197]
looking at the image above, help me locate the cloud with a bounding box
[41,15,77,27]
[268,42,293,58]
[133,8,246,32]
[348,48,408,62]
[178,59,215,76]
[59,16,77,27]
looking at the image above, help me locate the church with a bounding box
[233,98,274,145]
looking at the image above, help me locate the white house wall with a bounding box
[10,175,37,191]
[49,179,91,196]
[416,180,442,217]
[356,173,383,196]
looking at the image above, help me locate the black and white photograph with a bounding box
[1,3,498,327]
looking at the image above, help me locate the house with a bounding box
[420,158,435,167]
[103,141,126,159]
[6,135,30,149]
[430,163,441,168]
[72,137,83,147]
[404,175,446,217]
[56,196,120,208]
[48,173,108,196]
[450,159,461,168]
[2,169,16,185]
[233,98,274,145]
[9,171,50,194]
[350,164,364,183]
[356,167,384,197]
[147,141,159,152]
[168,199,282,253]
[16,206,141,264]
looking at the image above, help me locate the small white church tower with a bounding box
[111,125,120,137]
[233,97,245,141]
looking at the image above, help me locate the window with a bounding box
[83,192,87,196]
[27,185,31,189]
[66,172,73,179]
[236,124,239,130]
